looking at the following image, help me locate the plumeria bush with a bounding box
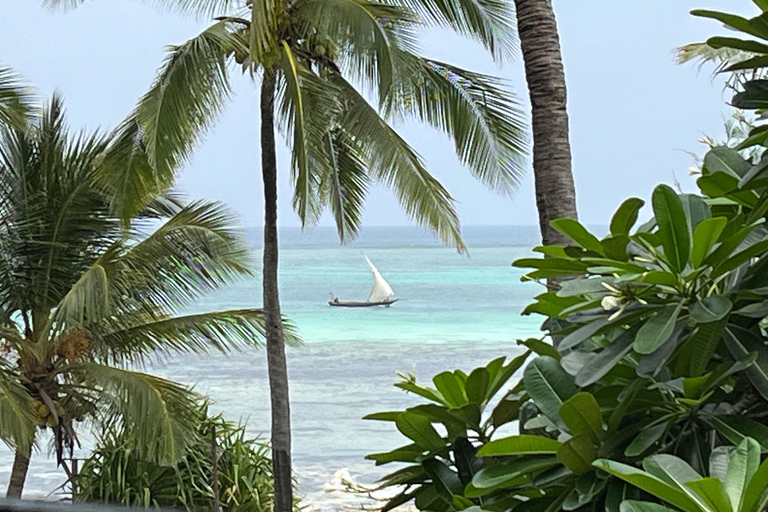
[365,3,768,511]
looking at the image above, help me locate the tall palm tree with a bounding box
[47,2,528,509]
[513,0,577,245]
[0,95,287,498]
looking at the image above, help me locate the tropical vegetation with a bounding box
[366,3,768,511]
[45,0,530,508]
[0,94,290,499]
[75,401,293,512]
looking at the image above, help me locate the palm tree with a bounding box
[0,95,286,498]
[513,0,577,246]
[47,1,528,509]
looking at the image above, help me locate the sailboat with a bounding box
[329,257,398,307]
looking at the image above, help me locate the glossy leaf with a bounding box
[476,435,562,456]
[433,372,468,407]
[684,478,732,512]
[396,412,445,451]
[557,433,596,475]
[706,415,768,452]
[652,184,690,272]
[634,303,683,355]
[725,438,761,511]
[551,218,604,253]
[575,327,637,386]
[689,296,732,324]
[610,198,645,236]
[625,423,668,458]
[691,217,728,268]
[559,392,603,442]
[523,356,578,427]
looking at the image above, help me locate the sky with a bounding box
[0,0,754,232]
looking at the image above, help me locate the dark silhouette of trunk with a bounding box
[260,69,293,512]
[6,441,32,499]
[514,0,578,245]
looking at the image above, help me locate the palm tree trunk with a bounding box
[6,442,32,499]
[260,68,293,512]
[514,0,578,246]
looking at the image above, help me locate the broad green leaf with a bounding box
[725,438,761,511]
[366,443,425,465]
[681,194,711,235]
[490,397,521,429]
[712,240,768,278]
[706,415,768,452]
[733,79,768,109]
[611,198,645,236]
[559,392,603,442]
[394,381,446,405]
[487,351,530,398]
[395,412,445,451]
[723,325,768,401]
[634,303,683,355]
[551,218,604,253]
[742,456,768,512]
[703,146,753,178]
[557,433,596,475]
[423,458,463,500]
[684,478,733,512]
[637,323,685,378]
[433,372,468,407]
[452,437,481,485]
[689,317,728,377]
[709,37,768,56]
[593,459,703,512]
[625,423,667,457]
[705,220,765,267]
[523,356,578,427]
[652,184,690,272]
[602,234,631,261]
[556,277,614,297]
[575,327,637,387]
[690,10,768,40]
[476,434,562,456]
[470,456,557,490]
[691,217,728,268]
[689,296,732,324]
[559,317,612,351]
[620,502,678,512]
[518,338,560,360]
[643,455,709,511]
[465,367,490,405]
[364,411,401,421]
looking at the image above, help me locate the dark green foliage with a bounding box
[367,4,768,510]
[75,403,290,512]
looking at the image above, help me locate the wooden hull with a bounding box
[328,299,398,308]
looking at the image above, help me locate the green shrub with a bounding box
[366,4,768,511]
[75,403,282,512]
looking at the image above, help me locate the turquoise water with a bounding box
[0,225,545,509]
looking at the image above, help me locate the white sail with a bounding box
[365,256,394,302]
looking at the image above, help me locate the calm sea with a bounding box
[0,225,550,509]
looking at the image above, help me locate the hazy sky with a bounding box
[0,1,751,232]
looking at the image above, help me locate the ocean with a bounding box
[0,225,547,509]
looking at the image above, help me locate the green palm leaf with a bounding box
[73,363,200,465]
[0,360,36,451]
[323,130,369,241]
[392,53,527,194]
[331,73,464,250]
[134,21,237,205]
[0,66,33,131]
[379,0,517,61]
[90,309,301,363]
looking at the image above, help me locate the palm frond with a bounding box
[42,0,240,19]
[331,73,464,250]
[0,360,36,451]
[135,21,236,198]
[72,363,199,465]
[0,66,34,131]
[297,0,414,104]
[379,0,517,62]
[250,0,281,66]
[322,130,369,241]
[391,54,527,194]
[109,201,252,316]
[276,44,341,226]
[0,95,117,320]
[89,309,299,364]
